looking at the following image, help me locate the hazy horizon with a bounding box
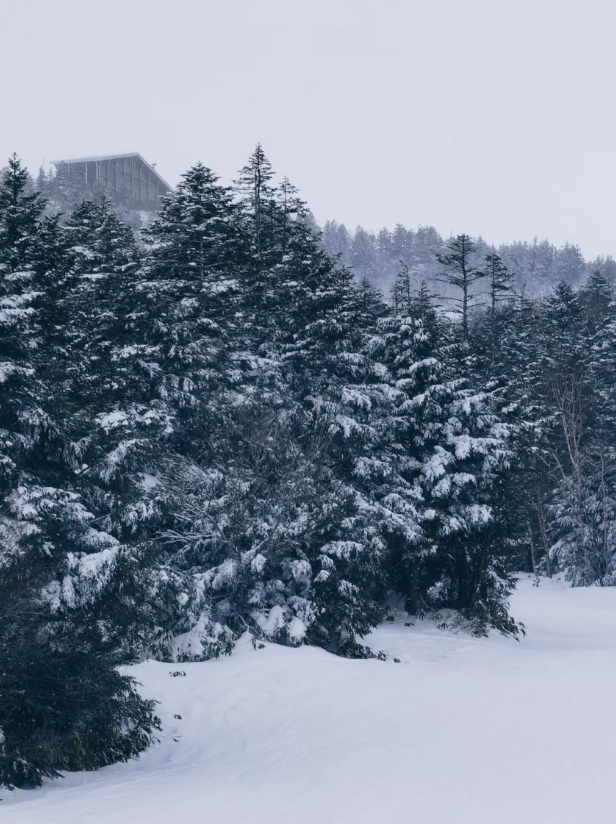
[2,0,615,258]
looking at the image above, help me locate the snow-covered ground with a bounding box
[4,575,616,823]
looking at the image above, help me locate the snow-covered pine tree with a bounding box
[46,197,165,557]
[234,143,276,267]
[0,155,44,496]
[158,155,388,659]
[342,280,441,617]
[0,161,159,789]
[532,282,601,583]
[128,162,258,655]
[548,274,616,584]
[476,284,550,574]
[365,278,519,633]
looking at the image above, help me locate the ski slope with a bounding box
[4,576,616,823]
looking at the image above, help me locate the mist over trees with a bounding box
[322,218,616,302]
[2,147,616,788]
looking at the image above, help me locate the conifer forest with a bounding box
[2,143,616,793]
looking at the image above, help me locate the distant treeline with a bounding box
[321,219,616,301]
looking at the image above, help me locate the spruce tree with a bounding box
[234,143,276,265]
[161,156,389,658]
[0,161,160,790]
[0,154,45,272]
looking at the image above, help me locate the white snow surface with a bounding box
[4,576,616,823]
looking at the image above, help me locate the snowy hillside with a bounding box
[4,575,616,824]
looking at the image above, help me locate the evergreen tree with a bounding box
[392,261,412,316]
[0,160,160,789]
[234,143,276,265]
[0,154,45,273]
[351,226,379,285]
[482,251,515,315]
[580,269,613,335]
[383,298,517,632]
[436,234,484,338]
[321,220,353,266]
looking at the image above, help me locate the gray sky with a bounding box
[2,0,615,258]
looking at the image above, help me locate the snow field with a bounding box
[4,576,616,823]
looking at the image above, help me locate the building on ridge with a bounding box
[50,152,173,210]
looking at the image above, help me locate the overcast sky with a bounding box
[2,0,615,257]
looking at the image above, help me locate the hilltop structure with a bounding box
[50,152,173,209]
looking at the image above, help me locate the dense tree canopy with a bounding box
[2,148,615,788]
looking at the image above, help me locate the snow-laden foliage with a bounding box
[0,159,161,789]
[4,145,616,789]
[160,400,385,658]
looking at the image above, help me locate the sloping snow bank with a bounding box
[4,576,616,824]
